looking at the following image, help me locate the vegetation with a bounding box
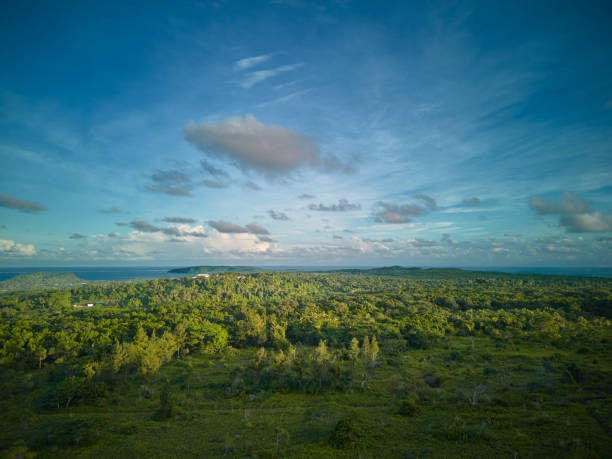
[0,272,89,292]
[168,265,264,274]
[0,268,611,457]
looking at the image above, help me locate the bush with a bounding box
[422,372,441,388]
[565,362,585,383]
[398,398,420,417]
[152,383,173,421]
[404,331,440,349]
[330,418,360,449]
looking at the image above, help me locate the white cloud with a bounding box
[0,239,36,256]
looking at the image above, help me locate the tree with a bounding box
[56,376,84,408]
[361,336,371,362]
[238,309,267,345]
[254,347,266,369]
[313,340,331,391]
[35,347,47,369]
[348,337,360,365]
[369,336,380,367]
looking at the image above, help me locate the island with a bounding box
[168,265,265,274]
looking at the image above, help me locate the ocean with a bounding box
[0,265,611,283]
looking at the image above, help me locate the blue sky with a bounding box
[1,0,611,266]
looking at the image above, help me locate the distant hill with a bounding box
[0,272,88,292]
[331,266,580,280]
[168,266,264,274]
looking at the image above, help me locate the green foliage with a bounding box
[329,418,360,449]
[0,272,88,292]
[168,265,263,274]
[398,397,420,417]
[0,268,611,457]
[152,382,174,421]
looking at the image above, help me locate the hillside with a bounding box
[168,265,265,274]
[0,272,87,292]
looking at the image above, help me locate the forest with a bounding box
[0,267,611,457]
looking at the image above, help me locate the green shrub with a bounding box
[152,383,173,421]
[565,362,585,383]
[398,398,420,417]
[330,418,360,449]
[422,372,441,388]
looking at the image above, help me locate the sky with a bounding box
[0,0,611,267]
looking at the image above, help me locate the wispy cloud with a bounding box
[257,89,312,108]
[462,197,482,206]
[100,206,121,214]
[203,179,228,188]
[69,233,86,239]
[240,63,303,88]
[415,194,437,210]
[234,54,272,71]
[243,181,261,191]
